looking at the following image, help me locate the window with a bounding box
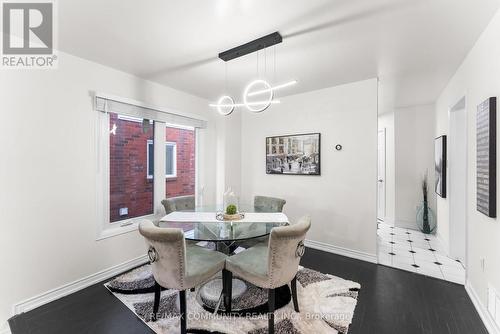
[109,112,154,223]
[147,140,154,178]
[166,142,177,178]
[147,141,177,179]
[95,94,206,240]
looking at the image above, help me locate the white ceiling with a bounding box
[59,0,500,112]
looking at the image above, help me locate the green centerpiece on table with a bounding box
[221,188,243,221]
[226,204,237,215]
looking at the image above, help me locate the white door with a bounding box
[449,105,467,264]
[377,129,386,221]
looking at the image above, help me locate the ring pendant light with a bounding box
[209,32,297,115]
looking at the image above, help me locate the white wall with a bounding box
[394,104,436,229]
[435,7,500,322]
[378,112,396,224]
[215,111,242,203]
[240,79,378,256]
[0,51,221,328]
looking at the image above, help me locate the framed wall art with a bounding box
[477,97,497,218]
[435,135,447,198]
[266,133,321,175]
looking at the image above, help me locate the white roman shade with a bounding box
[95,95,207,129]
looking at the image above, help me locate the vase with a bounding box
[223,187,239,213]
[416,201,436,234]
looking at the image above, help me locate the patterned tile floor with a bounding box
[377,222,465,284]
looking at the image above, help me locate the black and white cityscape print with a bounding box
[477,97,497,218]
[266,133,320,175]
[435,135,447,198]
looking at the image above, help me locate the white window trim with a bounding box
[117,114,142,123]
[165,122,195,131]
[147,140,154,179]
[95,91,208,124]
[146,141,177,179]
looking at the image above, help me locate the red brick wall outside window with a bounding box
[109,113,195,223]
[109,114,153,222]
[166,127,195,198]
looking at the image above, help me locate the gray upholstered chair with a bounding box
[254,195,286,213]
[139,220,226,333]
[160,195,197,245]
[225,216,311,334]
[237,195,287,250]
[161,195,195,215]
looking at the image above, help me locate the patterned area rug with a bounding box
[105,265,360,334]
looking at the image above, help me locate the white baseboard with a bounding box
[11,254,148,316]
[0,322,11,334]
[305,239,377,264]
[465,281,500,334]
[379,216,395,225]
[393,219,418,230]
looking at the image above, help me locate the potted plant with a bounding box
[221,188,242,220]
[224,204,240,220]
[226,204,237,215]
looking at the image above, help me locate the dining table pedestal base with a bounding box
[199,277,247,309]
[197,280,291,315]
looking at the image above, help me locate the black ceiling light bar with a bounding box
[218,32,282,62]
[210,31,297,115]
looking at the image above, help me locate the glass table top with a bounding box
[177,203,268,213]
[158,204,288,242]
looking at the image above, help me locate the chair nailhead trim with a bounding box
[269,244,277,288]
[178,240,185,290]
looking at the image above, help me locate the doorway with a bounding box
[376,107,465,284]
[377,129,386,221]
[449,97,467,265]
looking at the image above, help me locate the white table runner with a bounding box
[160,211,289,223]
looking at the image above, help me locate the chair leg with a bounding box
[291,275,300,312]
[179,290,187,334]
[152,281,161,322]
[223,269,232,312]
[268,288,275,334]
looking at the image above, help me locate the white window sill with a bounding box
[96,216,156,241]
[97,223,138,241]
[147,175,177,179]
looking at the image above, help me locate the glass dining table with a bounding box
[158,204,288,252]
[158,204,290,314]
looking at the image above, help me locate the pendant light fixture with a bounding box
[209,32,297,115]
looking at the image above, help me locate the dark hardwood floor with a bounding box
[8,248,487,334]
